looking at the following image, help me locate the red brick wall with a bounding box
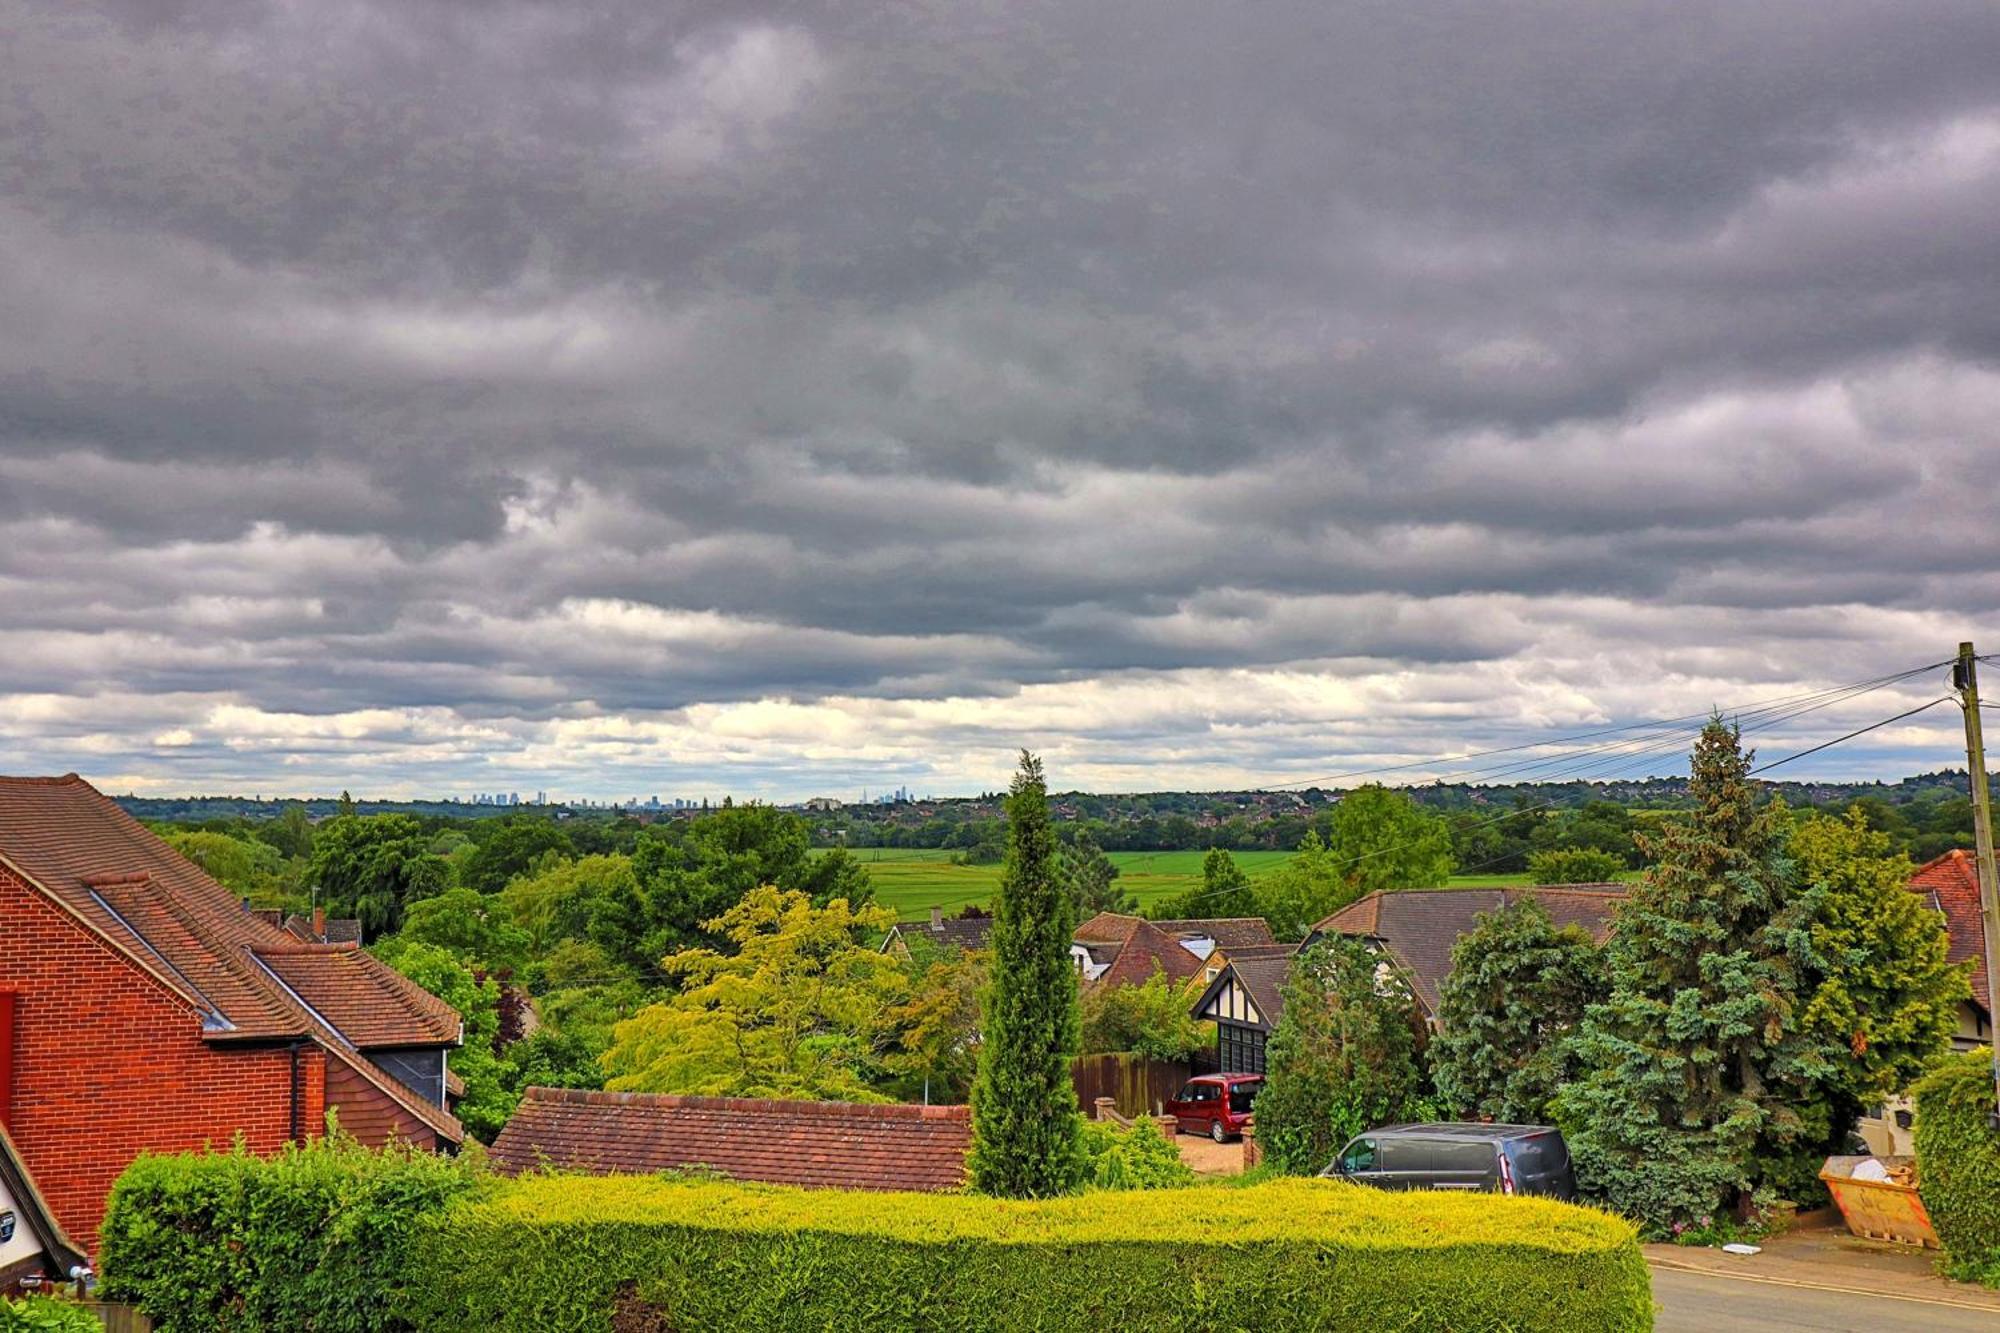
[0,865,325,1251]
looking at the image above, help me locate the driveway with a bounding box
[1172,1129,1244,1176]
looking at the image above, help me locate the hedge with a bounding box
[0,1297,100,1333]
[1914,1048,2000,1286]
[97,1136,486,1332]
[404,1175,1652,1332]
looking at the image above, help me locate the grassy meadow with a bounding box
[831,847,1537,922]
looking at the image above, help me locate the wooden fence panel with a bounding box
[78,1302,153,1333]
[1071,1053,1190,1118]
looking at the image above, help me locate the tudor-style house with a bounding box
[0,775,464,1254]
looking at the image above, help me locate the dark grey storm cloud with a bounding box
[1,0,1997,797]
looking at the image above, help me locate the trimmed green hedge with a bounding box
[98,1137,486,1332]
[1915,1048,2000,1286]
[405,1175,1651,1332]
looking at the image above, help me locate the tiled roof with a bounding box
[1227,954,1292,1029]
[1310,886,1626,1016]
[489,1088,972,1192]
[1074,912,1147,945]
[253,945,459,1048]
[282,913,363,945]
[0,774,462,1142]
[1150,918,1279,950]
[1074,913,1279,990]
[884,915,993,953]
[1910,851,1990,1015]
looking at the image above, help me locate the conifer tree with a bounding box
[969,752,1084,1197]
[1061,829,1134,916]
[1430,898,1604,1124]
[1557,720,1831,1226]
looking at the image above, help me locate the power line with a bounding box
[1256,659,1953,791]
[1158,665,1959,911]
[1749,697,1957,776]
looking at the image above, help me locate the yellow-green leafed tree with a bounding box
[601,886,904,1102]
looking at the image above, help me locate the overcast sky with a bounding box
[3,1,1998,802]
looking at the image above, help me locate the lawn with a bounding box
[831,848,1293,920]
[824,849,1569,921]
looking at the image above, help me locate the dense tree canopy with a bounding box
[1315,785,1455,904]
[1429,898,1605,1124]
[1792,809,1964,1111]
[602,887,904,1101]
[1256,830,1345,940]
[307,814,451,939]
[460,817,574,895]
[1255,936,1432,1176]
[1078,969,1213,1062]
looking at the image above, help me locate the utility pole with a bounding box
[1953,642,2000,1125]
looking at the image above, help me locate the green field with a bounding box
[829,848,1288,920]
[831,848,1540,922]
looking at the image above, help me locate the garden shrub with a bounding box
[405,1175,1652,1332]
[97,1134,487,1332]
[1914,1048,2000,1286]
[1076,1116,1193,1190]
[0,1296,99,1333]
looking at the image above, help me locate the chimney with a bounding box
[312,906,326,941]
[930,906,943,931]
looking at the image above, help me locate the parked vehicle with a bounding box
[1164,1073,1263,1142]
[1320,1123,1575,1200]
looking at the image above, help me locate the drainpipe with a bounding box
[288,1039,306,1141]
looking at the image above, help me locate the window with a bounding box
[1434,1140,1496,1172]
[1228,1081,1261,1113]
[1342,1138,1377,1173]
[1218,1023,1267,1075]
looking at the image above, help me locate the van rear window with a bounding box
[1510,1135,1566,1172]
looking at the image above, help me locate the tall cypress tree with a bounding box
[1558,720,1830,1227]
[969,751,1084,1197]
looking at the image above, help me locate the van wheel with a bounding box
[1211,1120,1227,1144]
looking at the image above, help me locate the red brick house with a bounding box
[490,1087,972,1192]
[0,774,464,1254]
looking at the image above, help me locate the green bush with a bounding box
[98,1134,488,1332]
[1914,1048,2000,1286]
[0,1297,99,1333]
[1076,1116,1194,1190]
[405,1175,1651,1331]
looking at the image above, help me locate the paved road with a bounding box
[1653,1267,2000,1332]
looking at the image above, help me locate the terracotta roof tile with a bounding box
[252,945,459,1048]
[490,1088,972,1192]
[1910,850,1990,1015]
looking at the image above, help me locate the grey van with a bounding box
[1320,1123,1575,1200]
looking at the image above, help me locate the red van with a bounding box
[1164,1073,1264,1142]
